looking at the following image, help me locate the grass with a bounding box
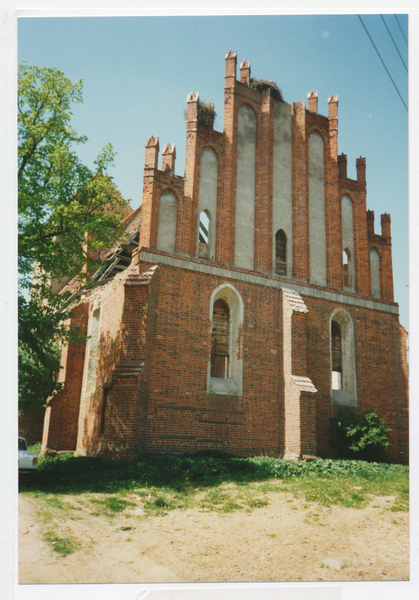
[44,530,81,556]
[22,448,409,518]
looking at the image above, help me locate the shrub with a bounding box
[329,410,391,461]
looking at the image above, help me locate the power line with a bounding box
[358,15,408,112]
[381,14,408,73]
[395,14,408,46]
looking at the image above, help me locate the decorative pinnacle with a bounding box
[225,49,237,59]
[162,143,176,157]
[187,91,199,103]
[145,135,159,148]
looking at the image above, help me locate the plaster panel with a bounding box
[235,104,256,270]
[342,195,356,291]
[157,191,177,253]
[273,101,293,276]
[309,132,327,286]
[197,147,218,258]
[370,248,381,298]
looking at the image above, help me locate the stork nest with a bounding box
[249,78,283,101]
[197,101,216,128]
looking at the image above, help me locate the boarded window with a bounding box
[211,299,230,378]
[331,320,342,390]
[275,229,287,275]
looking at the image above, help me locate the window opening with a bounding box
[343,248,350,288]
[331,320,342,390]
[198,210,210,258]
[199,211,209,244]
[210,299,230,378]
[275,229,287,275]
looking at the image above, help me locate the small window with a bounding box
[275,229,287,275]
[198,210,210,258]
[343,248,350,288]
[199,211,209,244]
[210,299,230,378]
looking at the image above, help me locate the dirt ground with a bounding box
[18,491,409,584]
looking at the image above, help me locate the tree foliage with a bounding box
[18,62,127,412]
[329,409,392,461]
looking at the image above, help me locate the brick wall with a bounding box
[40,50,408,464]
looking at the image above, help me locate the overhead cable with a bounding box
[381,14,408,73]
[395,14,408,46]
[358,15,408,112]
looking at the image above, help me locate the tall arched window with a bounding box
[331,320,342,390]
[330,310,357,407]
[275,229,287,275]
[210,299,230,378]
[208,284,244,396]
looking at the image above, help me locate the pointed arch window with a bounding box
[275,229,287,275]
[211,299,230,378]
[330,310,357,407]
[331,321,342,390]
[208,284,244,396]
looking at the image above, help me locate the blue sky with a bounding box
[18,14,409,329]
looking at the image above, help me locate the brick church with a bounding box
[40,50,409,463]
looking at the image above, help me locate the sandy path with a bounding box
[18,492,409,584]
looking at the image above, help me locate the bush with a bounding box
[329,409,391,461]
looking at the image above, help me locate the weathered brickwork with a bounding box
[39,50,408,464]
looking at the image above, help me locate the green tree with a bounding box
[18,62,127,412]
[329,409,391,461]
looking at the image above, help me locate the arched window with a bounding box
[275,229,287,275]
[331,320,342,390]
[198,210,210,258]
[208,284,244,396]
[330,310,357,407]
[210,299,230,378]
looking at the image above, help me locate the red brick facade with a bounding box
[40,51,408,464]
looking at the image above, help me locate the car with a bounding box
[18,437,38,472]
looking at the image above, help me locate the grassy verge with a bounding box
[22,449,408,516]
